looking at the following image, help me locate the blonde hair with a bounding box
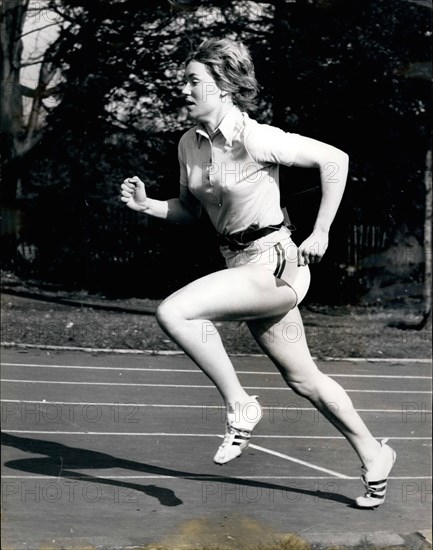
[185,38,258,111]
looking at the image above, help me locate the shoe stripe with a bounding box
[367,479,388,486]
[367,489,386,496]
[362,476,389,500]
[367,487,387,497]
[357,442,395,507]
[364,476,388,488]
[368,483,387,491]
[228,426,252,438]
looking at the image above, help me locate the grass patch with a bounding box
[140,540,427,550]
[1,290,431,359]
[1,271,431,358]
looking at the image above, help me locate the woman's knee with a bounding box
[288,378,317,399]
[283,369,326,399]
[155,297,185,331]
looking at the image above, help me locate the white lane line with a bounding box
[0,363,196,371]
[3,399,429,413]
[1,363,431,379]
[0,475,355,480]
[2,379,431,393]
[1,475,430,481]
[1,342,432,362]
[234,441,351,479]
[3,430,431,440]
[0,343,183,355]
[322,357,431,363]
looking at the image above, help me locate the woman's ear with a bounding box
[220,90,232,103]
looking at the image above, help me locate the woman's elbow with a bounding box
[333,148,349,168]
[341,150,349,168]
[327,149,349,176]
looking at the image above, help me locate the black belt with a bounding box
[217,222,284,251]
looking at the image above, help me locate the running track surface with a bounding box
[1,347,432,549]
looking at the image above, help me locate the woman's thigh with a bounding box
[160,265,298,322]
[246,307,320,385]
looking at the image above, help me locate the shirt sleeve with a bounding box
[245,120,302,167]
[178,135,188,187]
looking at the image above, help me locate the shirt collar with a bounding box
[195,105,242,147]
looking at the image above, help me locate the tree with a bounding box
[0,0,61,204]
[1,0,430,301]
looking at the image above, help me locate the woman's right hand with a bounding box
[120,176,148,211]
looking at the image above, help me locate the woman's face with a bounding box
[182,60,227,122]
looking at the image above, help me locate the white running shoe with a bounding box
[213,395,263,465]
[355,438,396,509]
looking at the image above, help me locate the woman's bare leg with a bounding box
[156,264,382,468]
[247,307,382,469]
[155,265,297,409]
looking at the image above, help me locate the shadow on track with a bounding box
[2,432,355,508]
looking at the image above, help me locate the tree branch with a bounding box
[21,48,57,151]
[19,53,56,67]
[18,21,59,39]
[20,83,60,98]
[48,3,82,25]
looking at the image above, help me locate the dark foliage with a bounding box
[1,0,430,301]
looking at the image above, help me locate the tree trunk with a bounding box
[0,0,28,203]
[270,0,288,125]
[422,149,432,321]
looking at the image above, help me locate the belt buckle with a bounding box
[232,230,247,247]
[229,225,258,251]
[219,235,241,251]
[228,239,246,252]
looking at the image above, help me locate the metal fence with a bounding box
[1,204,406,300]
[347,224,390,268]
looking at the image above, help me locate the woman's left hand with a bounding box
[297,230,329,266]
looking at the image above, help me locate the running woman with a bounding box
[120,38,396,508]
